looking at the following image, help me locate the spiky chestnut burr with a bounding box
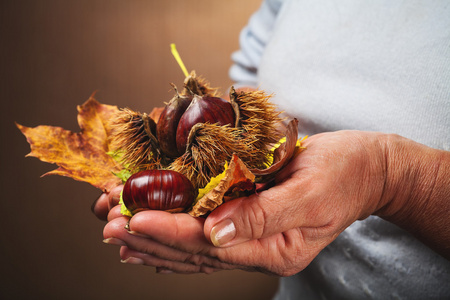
[109,108,161,171]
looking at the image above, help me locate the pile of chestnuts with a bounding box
[112,72,292,216]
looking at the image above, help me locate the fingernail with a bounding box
[127,230,150,238]
[121,257,144,265]
[210,219,236,247]
[109,194,120,210]
[103,237,126,246]
[156,268,174,274]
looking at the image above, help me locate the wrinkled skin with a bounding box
[93,130,450,275]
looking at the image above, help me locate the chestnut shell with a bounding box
[122,169,196,214]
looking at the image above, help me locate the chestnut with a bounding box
[156,87,235,158]
[122,169,197,214]
[156,90,192,158]
[175,94,235,154]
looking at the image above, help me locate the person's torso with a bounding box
[258,1,450,299]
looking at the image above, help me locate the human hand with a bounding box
[92,185,123,221]
[102,130,392,275]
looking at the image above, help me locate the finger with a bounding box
[274,151,303,184]
[204,175,315,248]
[104,217,239,270]
[205,136,323,246]
[127,211,303,273]
[128,211,213,254]
[124,233,239,271]
[92,185,123,220]
[119,247,220,274]
[128,211,248,269]
[108,185,123,210]
[107,205,125,221]
[105,217,200,262]
[92,193,110,221]
[126,235,239,270]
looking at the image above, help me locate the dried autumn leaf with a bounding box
[189,154,255,217]
[16,95,123,192]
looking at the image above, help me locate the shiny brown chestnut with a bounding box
[175,94,235,154]
[156,90,192,158]
[122,169,197,214]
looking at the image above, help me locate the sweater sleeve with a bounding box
[229,0,284,88]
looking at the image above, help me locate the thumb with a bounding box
[204,183,299,247]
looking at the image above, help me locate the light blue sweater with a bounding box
[230,0,450,299]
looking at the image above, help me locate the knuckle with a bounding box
[184,253,203,266]
[242,200,268,240]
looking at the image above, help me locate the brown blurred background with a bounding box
[0,1,279,299]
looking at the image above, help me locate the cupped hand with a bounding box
[101,130,391,276]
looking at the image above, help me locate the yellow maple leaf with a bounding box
[17,94,123,192]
